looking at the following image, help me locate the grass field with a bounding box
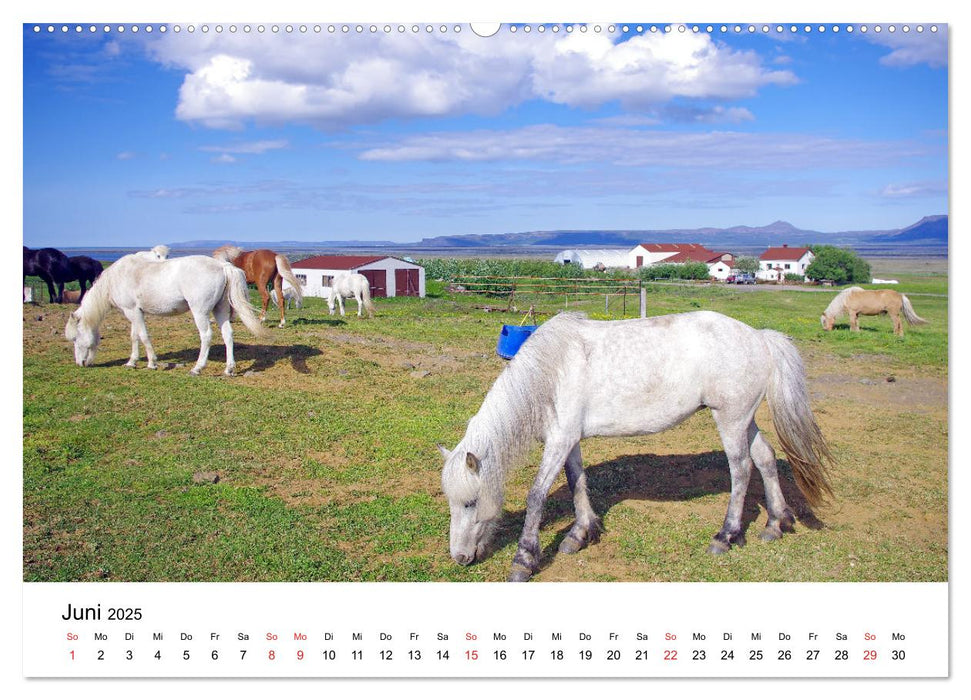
[22,262,948,582]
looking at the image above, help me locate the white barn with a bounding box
[553,249,631,269]
[290,255,425,299]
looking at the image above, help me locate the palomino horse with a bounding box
[440,311,834,582]
[65,254,266,376]
[24,246,73,303]
[67,256,103,302]
[821,286,927,336]
[213,245,303,327]
[327,273,375,318]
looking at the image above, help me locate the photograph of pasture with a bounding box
[23,23,947,583]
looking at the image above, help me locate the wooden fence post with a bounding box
[640,282,646,318]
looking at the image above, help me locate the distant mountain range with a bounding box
[171,215,947,253]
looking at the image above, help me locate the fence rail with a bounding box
[448,274,645,317]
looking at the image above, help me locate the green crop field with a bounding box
[23,264,948,583]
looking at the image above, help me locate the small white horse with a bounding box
[327,273,375,317]
[269,282,303,310]
[64,254,266,376]
[134,245,170,261]
[440,311,834,582]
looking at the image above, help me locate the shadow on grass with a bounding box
[484,450,826,576]
[290,318,346,327]
[97,343,324,374]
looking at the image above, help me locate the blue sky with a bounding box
[22,21,948,247]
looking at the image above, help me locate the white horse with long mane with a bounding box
[327,273,375,317]
[440,311,834,582]
[64,253,266,376]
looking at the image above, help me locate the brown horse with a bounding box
[213,245,304,327]
[821,286,927,336]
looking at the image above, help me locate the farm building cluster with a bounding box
[554,243,814,281]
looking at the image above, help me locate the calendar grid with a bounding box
[24,582,948,678]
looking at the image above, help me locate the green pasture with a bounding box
[23,268,948,582]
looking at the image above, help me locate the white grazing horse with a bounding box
[64,254,266,376]
[134,244,170,261]
[440,311,834,582]
[269,282,303,310]
[327,273,375,317]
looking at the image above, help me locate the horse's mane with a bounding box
[454,313,586,508]
[822,286,864,319]
[73,259,117,329]
[213,245,243,262]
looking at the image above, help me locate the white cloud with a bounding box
[355,124,929,170]
[211,153,237,164]
[199,139,289,155]
[142,28,795,129]
[866,28,948,68]
[116,151,136,160]
[879,181,946,198]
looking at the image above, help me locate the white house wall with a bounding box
[756,253,814,281]
[291,259,426,299]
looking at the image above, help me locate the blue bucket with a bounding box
[496,324,538,359]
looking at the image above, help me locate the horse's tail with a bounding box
[275,254,304,306]
[361,280,376,317]
[900,294,927,326]
[223,265,268,338]
[761,329,834,508]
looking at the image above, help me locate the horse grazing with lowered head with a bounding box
[269,282,303,310]
[65,254,267,376]
[440,311,834,582]
[67,256,103,303]
[327,273,375,317]
[213,245,303,327]
[821,286,926,336]
[24,246,73,303]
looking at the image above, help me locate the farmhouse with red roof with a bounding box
[628,243,736,280]
[757,245,814,282]
[290,254,425,299]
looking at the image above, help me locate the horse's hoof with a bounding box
[707,539,732,555]
[759,526,783,542]
[125,363,137,369]
[507,565,534,582]
[189,368,201,376]
[558,533,585,555]
[278,322,285,328]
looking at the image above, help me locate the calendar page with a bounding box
[17,0,956,692]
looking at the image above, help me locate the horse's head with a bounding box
[820,314,833,331]
[439,445,502,566]
[65,311,100,367]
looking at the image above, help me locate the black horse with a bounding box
[23,246,73,303]
[68,255,103,302]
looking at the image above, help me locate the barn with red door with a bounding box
[289,255,426,300]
